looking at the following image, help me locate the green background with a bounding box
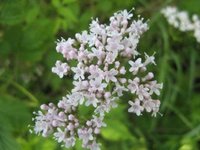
[0,0,200,150]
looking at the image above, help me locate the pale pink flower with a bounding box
[127,77,140,94]
[52,61,69,78]
[104,68,118,82]
[89,79,107,93]
[128,99,144,116]
[128,58,143,74]
[71,65,85,80]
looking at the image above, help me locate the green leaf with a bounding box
[0,0,27,25]
[0,128,20,150]
[0,40,11,56]
[101,119,133,141]
[25,4,39,24]
[0,114,21,150]
[17,135,57,150]
[63,0,76,4]
[58,7,78,23]
[19,19,55,62]
[180,0,200,14]
[0,94,31,131]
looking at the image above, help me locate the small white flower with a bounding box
[143,100,155,112]
[121,9,133,20]
[78,128,93,144]
[151,100,161,117]
[89,79,107,93]
[136,85,150,100]
[88,65,104,80]
[128,58,143,74]
[71,65,85,80]
[88,141,101,150]
[113,83,128,97]
[127,77,140,94]
[128,99,144,116]
[54,128,66,143]
[67,92,84,106]
[90,47,105,61]
[104,68,118,83]
[72,80,89,92]
[91,115,106,128]
[128,19,148,36]
[144,53,156,65]
[52,61,69,78]
[105,51,118,64]
[119,66,126,74]
[105,36,124,52]
[75,30,89,44]
[148,81,163,95]
[77,48,89,62]
[64,136,76,148]
[56,38,74,53]
[85,93,99,107]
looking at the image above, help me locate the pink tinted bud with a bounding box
[75,33,79,39]
[104,92,111,98]
[119,78,127,84]
[115,61,120,68]
[69,50,76,59]
[96,92,102,98]
[97,60,102,65]
[68,114,74,120]
[49,103,54,107]
[122,20,128,26]
[75,122,79,127]
[121,28,125,33]
[56,45,61,52]
[58,101,64,108]
[141,66,147,72]
[86,121,92,126]
[58,112,65,118]
[104,63,109,71]
[85,66,89,72]
[113,21,118,27]
[79,51,85,58]
[95,40,101,47]
[82,81,89,87]
[134,77,140,82]
[119,67,126,74]
[94,128,100,134]
[143,72,154,81]
[67,123,74,131]
[52,120,59,127]
[79,45,84,51]
[40,104,48,110]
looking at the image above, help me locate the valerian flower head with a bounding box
[32,9,163,150]
[162,6,200,43]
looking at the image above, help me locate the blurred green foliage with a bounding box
[0,0,200,150]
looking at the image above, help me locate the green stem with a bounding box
[0,77,39,107]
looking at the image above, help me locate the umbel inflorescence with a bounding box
[33,9,163,150]
[161,6,200,43]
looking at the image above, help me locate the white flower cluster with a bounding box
[161,6,200,43]
[33,9,163,150]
